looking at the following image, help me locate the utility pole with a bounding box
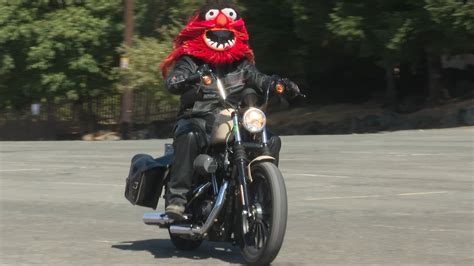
[120,0,134,139]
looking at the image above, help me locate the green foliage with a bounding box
[1,0,473,110]
[135,0,203,40]
[0,0,122,108]
[327,0,474,61]
[115,0,204,107]
[425,0,474,32]
[115,37,178,105]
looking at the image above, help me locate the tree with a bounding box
[422,0,474,103]
[115,38,178,105]
[327,0,474,106]
[327,0,421,106]
[0,1,123,109]
[114,0,203,107]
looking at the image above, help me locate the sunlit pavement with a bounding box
[1,127,473,265]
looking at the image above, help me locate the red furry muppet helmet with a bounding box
[160,0,255,77]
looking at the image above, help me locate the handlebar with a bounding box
[174,66,305,108]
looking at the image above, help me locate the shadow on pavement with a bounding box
[112,239,245,264]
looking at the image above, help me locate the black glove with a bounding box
[197,64,211,75]
[167,74,188,92]
[280,78,301,98]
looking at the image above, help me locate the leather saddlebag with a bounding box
[124,154,171,209]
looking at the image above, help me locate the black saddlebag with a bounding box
[124,154,172,209]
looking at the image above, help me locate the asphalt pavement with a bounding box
[0,128,473,265]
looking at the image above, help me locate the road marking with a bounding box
[397,191,449,196]
[94,240,117,244]
[305,195,383,201]
[280,158,313,161]
[43,181,123,187]
[305,191,449,201]
[0,169,42,172]
[281,170,353,179]
[291,173,352,179]
[371,224,466,233]
[338,151,470,157]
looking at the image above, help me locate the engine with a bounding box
[195,199,213,223]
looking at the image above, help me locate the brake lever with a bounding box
[296,93,307,98]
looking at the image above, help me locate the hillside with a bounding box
[267,98,474,135]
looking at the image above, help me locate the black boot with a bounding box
[166,130,202,219]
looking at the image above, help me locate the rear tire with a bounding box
[168,229,203,251]
[241,162,287,265]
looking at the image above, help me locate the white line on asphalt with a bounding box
[397,191,450,196]
[338,151,464,157]
[371,224,466,233]
[0,169,42,172]
[44,181,123,187]
[280,158,313,161]
[305,191,449,201]
[305,195,383,201]
[281,170,353,178]
[291,173,352,178]
[94,240,117,243]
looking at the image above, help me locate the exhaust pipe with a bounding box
[169,180,229,237]
[143,212,174,227]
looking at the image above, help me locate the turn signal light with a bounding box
[276,83,285,94]
[202,75,213,85]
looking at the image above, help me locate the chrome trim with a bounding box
[211,174,218,195]
[169,180,229,237]
[262,126,269,144]
[143,212,174,227]
[187,182,212,206]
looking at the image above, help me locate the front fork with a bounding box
[232,112,252,220]
[231,112,272,223]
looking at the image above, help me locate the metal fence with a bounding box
[0,92,178,140]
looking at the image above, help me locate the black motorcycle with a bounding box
[125,69,303,265]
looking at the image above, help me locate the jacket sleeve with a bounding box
[165,56,199,95]
[242,61,274,95]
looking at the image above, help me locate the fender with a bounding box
[247,155,275,182]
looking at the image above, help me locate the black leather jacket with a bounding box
[165,56,272,118]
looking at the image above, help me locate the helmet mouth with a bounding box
[204,30,236,51]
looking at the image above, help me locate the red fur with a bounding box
[160,14,255,78]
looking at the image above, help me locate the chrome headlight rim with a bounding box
[242,107,266,133]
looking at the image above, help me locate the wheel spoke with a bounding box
[246,169,274,250]
[242,163,287,265]
[255,223,261,248]
[256,223,263,249]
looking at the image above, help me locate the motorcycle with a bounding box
[125,68,304,265]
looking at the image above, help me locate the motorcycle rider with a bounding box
[160,0,300,220]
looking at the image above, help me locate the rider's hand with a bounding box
[280,78,301,98]
[197,64,211,75]
[168,74,188,91]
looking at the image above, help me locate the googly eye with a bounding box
[205,9,219,21]
[221,8,238,20]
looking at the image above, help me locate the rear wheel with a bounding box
[241,162,288,265]
[168,229,203,251]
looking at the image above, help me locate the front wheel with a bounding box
[241,162,288,265]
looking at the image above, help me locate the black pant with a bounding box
[166,117,281,206]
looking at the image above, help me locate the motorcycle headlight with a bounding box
[243,108,266,133]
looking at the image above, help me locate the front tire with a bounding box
[241,162,288,265]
